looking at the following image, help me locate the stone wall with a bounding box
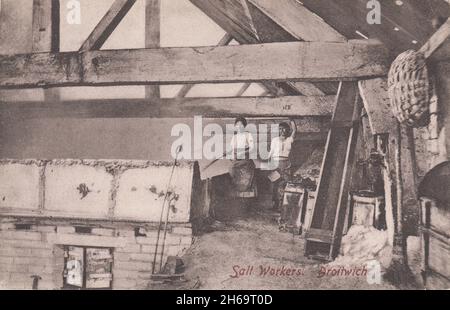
[0,219,192,290]
[0,159,195,289]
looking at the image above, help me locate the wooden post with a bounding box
[398,125,420,237]
[381,124,418,286]
[32,0,59,52]
[32,0,60,101]
[145,0,161,99]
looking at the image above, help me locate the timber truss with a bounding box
[1,0,450,261]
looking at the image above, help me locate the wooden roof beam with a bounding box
[176,33,234,98]
[0,95,335,119]
[0,41,390,89]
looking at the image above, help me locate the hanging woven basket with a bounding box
[388,50,431,127]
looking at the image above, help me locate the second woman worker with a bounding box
[268,119,297,230]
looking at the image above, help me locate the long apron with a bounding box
[229,159,257,198]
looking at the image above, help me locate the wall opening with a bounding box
[63,246,113,290]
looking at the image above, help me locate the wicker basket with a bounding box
[388,50,431,127]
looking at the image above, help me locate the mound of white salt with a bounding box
[329,225,392,269]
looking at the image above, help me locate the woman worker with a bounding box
[268,119,297,230]
[228,117,257,205]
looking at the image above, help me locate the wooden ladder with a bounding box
[304,81,361,261]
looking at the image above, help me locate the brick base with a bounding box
[0,218,192,290]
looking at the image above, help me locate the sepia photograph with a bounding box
[0,0,449,296]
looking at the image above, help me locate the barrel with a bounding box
[348,190,386,230]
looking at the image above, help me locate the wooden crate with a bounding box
[281,182,308,235]
[420,197,450,289]
[348,192,385,229]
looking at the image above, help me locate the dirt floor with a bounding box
[152,200,398,290]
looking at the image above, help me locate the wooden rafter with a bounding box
[0,95,335,119]
[245,0,344,96]
[420,17,450,61]
[0,40,389,89]
[244,0,332,96]
[189,0,296,96]
[300,0,450,53]
[190,0,259,43]
[79,0,137,51]
[248,0,346,42]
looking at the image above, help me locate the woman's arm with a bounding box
[247,132,255,152]
[290,119,297,140]
[267,138,275,160]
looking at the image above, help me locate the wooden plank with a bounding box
[79,0,137,51]
[248,0,346,42]
[305,82,360,260]
[304,228,333,243]
[145,0,161,99]
[31,0,60,102]
[358,78,397,134]
[0,95,335,119]
[420,17,450,61]
[0,41,389,89]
